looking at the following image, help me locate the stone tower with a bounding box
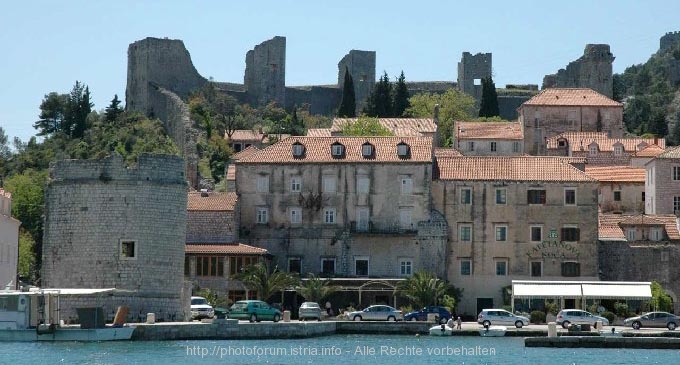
[126,37,206,114]
[244,36,286,107]
[660,31,680,52]
[42,154,189,321]
[542,44,615,98]
[457,52,492,102]
[337,50,376,114]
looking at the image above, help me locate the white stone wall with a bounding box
[647,157,680,215]
[42,154,188,320]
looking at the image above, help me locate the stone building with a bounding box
[542,44,615,98]
[584,165,645,214]
[598,213,680,313]
[454,121,523,156]
[432,156,600,316]
[544,132,664,165]
[645,146,680,215]
[0,189,20,289]
[183,190,271,302]
[41,154,189,322]
[235,136,448,307]
[457,52,492,103]
[518,88,624,155]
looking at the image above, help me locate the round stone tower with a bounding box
[41,154,189,321]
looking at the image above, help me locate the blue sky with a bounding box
[2,0,679,143]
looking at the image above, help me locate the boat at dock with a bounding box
[429,324,454,336]
[0,288,134,341]
[479,325,507,337]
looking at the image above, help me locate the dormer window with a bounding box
[362,142,374,158]
[292,142,305,158]
[589,144,599,156]
[331,142,345,158]
[614,144,623,156]
[397,142,410,158]
[557,138,567,147]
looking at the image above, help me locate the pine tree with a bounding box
[392,71,410,117]
[478,77,500,118]
[363,72,393,117]
[337,66,356,117]
[105,94,124,122]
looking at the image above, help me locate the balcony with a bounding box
[349,221,417,235]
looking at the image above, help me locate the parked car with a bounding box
[624,311,679,330]
[347,305,404,321]
[556,309,609,329]
[404,306,451,324]
[299,302,323,321]
[228,300,282,322]
[190,296,215,320]
[213,307,229,319]
[477,309,529,328]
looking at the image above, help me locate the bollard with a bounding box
[146,313,155,324]
[548,322,557,337]
[283,310,291,322]
[595,320,603,330]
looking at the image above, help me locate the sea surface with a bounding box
[0,334,673,365]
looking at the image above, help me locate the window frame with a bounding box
[399,208,412,230]
[354,256,369,277]
[324,207,336,224]
[495,260,508,276]
[459,224,472,242]
[256,175,269,193]
[495,224,508,242]
[530,261,542,277]
[460,187,472,205]
[561,226,580,242]
[288,257,301,274]
[613,190,621,202]
[564,188,577,206]
[495,188,507,205]
[527,189,546,205]
[530,225,543,243]
[290,176,302,193]
[673,166,680,181]
[256,207,269,224]
[561,261,580,277]
[400,177,413,195]
[356,175,370,194]
[490,141,497,152]
[460,259,472,276]
[321,257,336,275]
[322,175,337,193]
[120,239,138,260]
[399,259,413,276]
[289,207,302,224]
[195,255,225,277]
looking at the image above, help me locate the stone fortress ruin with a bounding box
[125,36,615,186]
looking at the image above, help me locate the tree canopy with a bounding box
[478,77,500,117]
[233,262,299,301]
[340,116,394,136]
[397,270,461,309]
[405,89,476,146]
[337,66,356,118]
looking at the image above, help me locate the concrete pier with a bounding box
[526,336,680,349]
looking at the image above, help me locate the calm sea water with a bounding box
[0,335,673,365]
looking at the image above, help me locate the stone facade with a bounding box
[41,154,189,321]
[244,36,287,107]
[645,147,680,215]
[454,121,524,156]
[0,189,20,289]
[338,50,376,114]
[235,137,448,280]
[432,156,600,316]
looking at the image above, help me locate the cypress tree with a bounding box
[393,71,410,117]
[478,77,500,118]
[337,66,356,117]
[105,94,123,122]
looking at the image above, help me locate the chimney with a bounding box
[200,188,209,197]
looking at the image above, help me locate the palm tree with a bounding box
[397,270,460,309]
[297,273,338,303]
[234,262,299,301]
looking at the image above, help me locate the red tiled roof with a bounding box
[658,146,680,159]
[187,192,237,211]
[331,118,436,136]
[455,121,523,140]
[584,166,645,183]
[434,148,463,158]
[306,128,332,137]
[522,88,622,107]
[226,164,236,181]
[227,130,264,142]
[231,145,260,161]
[545,132,665,153]
[635,144,665,157]
[237,137,433,164]
[185,244,269,255]
[599,213,680,241]
[436,156,596,182]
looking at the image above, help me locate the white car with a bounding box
[191,296,214,320]
[477,309,529,328]
[347,305,403,321]
[556,309,609,329]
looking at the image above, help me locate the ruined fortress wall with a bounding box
[285,86,342,115]
[41,154,188,320]
[660,31,680,52]
[542,44,614,98]
[244,36,286,107]
[126,37,206,114]
[457,52,492,101]
[598,241,680,313]
[338,50,376,114]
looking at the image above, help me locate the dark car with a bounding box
[228,300,282,322]
[404,306,451,324]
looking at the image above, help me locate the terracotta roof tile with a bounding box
[546,132,665,153]
[187,192,237,211]
[434,148,464,158]
[227,130,264,142]
[331,118,436,136]
[455,121,523,140]
[584,166,645,183]
[185,244,269,255]
[226,164,236,181]
[306,128,332,137]
[237,137,433,164]
[231,145,260,161]
[658,146,680,159]
[599,213,680,241]
[635,144,665,157]
[522,88,622,107]
[436,156,596,182]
